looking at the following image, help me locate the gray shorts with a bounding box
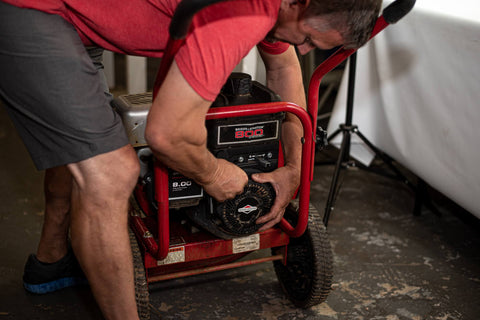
[0,2,129,170]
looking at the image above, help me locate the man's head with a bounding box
[304,0,382,49]
[269,0,382,54]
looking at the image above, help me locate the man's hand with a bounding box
[251,165,300,231]
[203,159,248,202]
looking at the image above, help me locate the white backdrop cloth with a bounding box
[327,0,480,218]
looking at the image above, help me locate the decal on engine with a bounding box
[217,120,279,145]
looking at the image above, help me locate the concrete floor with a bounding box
[1,100,479,320]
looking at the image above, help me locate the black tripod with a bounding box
[322,52,416,227]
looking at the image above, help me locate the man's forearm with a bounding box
[151,133,219,186]
[148,124,248,202]
[261,47,306,172]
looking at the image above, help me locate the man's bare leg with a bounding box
[67,145,140,320]
[36,166,72,263]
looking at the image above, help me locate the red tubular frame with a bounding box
[148,254,284,282]
[138,15,391,260]
[151,102,313,260]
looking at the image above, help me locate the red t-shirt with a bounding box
[3,0,290,101]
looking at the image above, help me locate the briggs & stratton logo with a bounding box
[238,205,258,214]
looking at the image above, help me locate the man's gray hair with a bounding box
[303,0,382,49]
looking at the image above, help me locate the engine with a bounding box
[113,73,283,239]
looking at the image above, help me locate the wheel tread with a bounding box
[129,229,150,319]
[273,202,334,308]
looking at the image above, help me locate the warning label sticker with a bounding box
[232,234,260,254]
[157,246,185,265]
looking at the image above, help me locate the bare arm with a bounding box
[145,61,248,201]
[254,45,306,230]
[260,45,306,169]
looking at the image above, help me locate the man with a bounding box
[0,0,380,318]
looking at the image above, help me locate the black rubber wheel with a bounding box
[272,202,333,308]
[129,228,150,320]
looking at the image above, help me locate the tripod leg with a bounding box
[413,178,442,217]
[323,131,350,227]
[327,128,342,143]
[354,129,415,190]
[413,178,426,216]
[323,53,357,227]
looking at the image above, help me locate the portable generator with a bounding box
[113,70,333,319]
[111,0,415,318]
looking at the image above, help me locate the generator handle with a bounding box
[383,0,416,24]
[169,0,229,39]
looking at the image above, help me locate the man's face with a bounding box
[268,17,344,55]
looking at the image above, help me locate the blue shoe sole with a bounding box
[24,277,88,294]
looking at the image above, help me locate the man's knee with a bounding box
[120,150,141,192]
[68,145,140,199]
[105,146,140,195]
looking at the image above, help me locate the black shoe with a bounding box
[23,250,87,294]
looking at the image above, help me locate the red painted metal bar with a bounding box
[130,215,159,255]
[150,37,186,261]
[142,227,289,269]
[307,16,389,181]
[148,254,284,282]
[154,163,170,260]
[133,185,154,216]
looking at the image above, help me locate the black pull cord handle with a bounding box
[169,0,229,39]
[383,0,416,24]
